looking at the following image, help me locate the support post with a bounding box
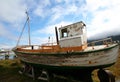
[97,69,115,82]
[19,64,36,80]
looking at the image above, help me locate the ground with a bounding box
[0,49,120,82]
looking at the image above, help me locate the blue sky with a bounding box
[0,0,120,48]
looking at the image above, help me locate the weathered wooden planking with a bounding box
[14,44,119,68]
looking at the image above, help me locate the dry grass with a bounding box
[0,59,40,82]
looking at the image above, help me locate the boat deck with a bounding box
[14,43,117,55]
[15,37,115,53]
[85,45,107,51]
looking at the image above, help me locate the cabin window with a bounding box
[61,28,68,38]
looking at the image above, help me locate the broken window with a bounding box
[61,28,68,38]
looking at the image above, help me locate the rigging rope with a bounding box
[16,19,28,46]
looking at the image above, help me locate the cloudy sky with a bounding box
[0,0,120,48]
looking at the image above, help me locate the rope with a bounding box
[16,19,28,46]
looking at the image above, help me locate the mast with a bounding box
[16,11,31,46]
[26,11,31,45]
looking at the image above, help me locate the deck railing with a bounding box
[88,38,113,49]
[15,38,116,51]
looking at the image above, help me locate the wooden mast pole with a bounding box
[26,11,31,45]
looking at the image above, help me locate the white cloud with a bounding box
[85,0,120,40]
[54,0,64,3]
[0,44,14,49]
[0,23,17,48]
[33,0,51,18]
[0,23,18,42]
[0,23,13,38]
[33,0,120,40]
[31,37,48,45]
[0,0,28,48]
[0,0,27,24]
[33,0,85,23]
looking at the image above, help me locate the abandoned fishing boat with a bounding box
[13,21,119,68]
[12,12,119,82]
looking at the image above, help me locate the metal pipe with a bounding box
[55,27,59,45]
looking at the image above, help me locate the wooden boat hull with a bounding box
[13,44,119,71]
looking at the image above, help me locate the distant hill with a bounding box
[110,35,120,41]
[88,34,120,45]
[88,34,120,42]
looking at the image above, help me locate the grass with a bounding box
[0,49,120,82]
[0,59,40,82]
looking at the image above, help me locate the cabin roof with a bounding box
[59,21,86,30]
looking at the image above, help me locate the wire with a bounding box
[16,19,28,46]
